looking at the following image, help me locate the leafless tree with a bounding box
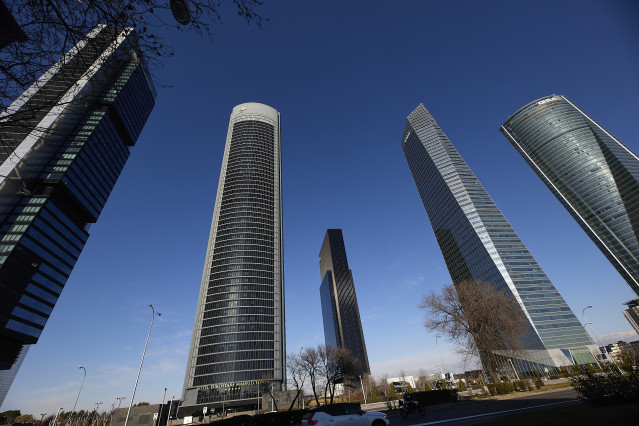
[379,373,389,396]
[318,344,361,404]
[0,0,266,140]
[419,280,528,383]
[285,352,308,411]
[299,346,322,406]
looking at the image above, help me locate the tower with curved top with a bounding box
[181,103,284,414]
[501,95,639,297]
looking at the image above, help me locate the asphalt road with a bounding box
[385,388,580,425]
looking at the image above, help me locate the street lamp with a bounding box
[111,397,125,426]
[167,396,175,422]
[40,414,47,424]
[124,305,162,426]
[72,366,86,414]
[582,305,622,373]
[359,375,367,407]
[52,408,63,426]
[435,335,446,379]
[157,388,167,426]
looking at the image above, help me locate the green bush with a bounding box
[513,380,531,391]
[533,370,545,389]
[410,390,458,406]
[487,382,515,395]
[571,370,639,406]
[371,388,378,398]
[424,381,432,391]
[458,379,466,390]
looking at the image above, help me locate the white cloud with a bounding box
[600,329,639,345]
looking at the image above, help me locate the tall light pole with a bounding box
[124,304,161,426]
[582,305,622,373]
[52,408,63,426]
[40,413,47,424]
[167,396,175,423]
[72,366,86,414]
[435,335,446,379]
[157,388,167,426]
[112,397,125,426]
[359,375,367,407]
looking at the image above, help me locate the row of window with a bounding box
[207,277,275,286]
[197,340,274,356]
[193,370,273,387]
[201,314,274,328]
[204,298,274,311]
[205,291,274,303]
[196,350,274,366]
[203,306,274,319]
[206,284,274,296]
[200,323,274,336]
[194,360,274,376]
[198,331,274,346]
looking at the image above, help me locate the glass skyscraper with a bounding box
[0,25,156,405]
[501,95,639,297]
[319,229,370,374]
[181,103,284,414]
[402,103,597,371]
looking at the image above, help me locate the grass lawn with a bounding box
[477,402,639,425]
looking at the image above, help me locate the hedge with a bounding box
[410,389,458,405]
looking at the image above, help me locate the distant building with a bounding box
[0,25,155,406]
[402,103,598,373]
[502,95,639,297]
[181,103,285,415]
[385,375,416,392]
[623,299,639,335]
[319,229,370,374]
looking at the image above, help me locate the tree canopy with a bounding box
[419,279,528,383]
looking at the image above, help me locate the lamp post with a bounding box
[435,335,446,379]
[93,402,102,424]
[111,397,125,426]
[157,388,167,426]
[167,396,175,423]
[124,305,161,426]
[72,366,86,414]
[40,414,47,424]
[359,375,367,407]
[582,305,622,373]
[52,408,63,426]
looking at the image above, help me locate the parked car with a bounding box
[302,403,389,426]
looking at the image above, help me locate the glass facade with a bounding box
[402,104,596,371]
[318,229,370,374]
[0,25,156,405]
[501,95,639,297]
[181,103,284,413]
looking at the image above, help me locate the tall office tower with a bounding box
[402,104,597,371]
[623,299,639,335]
[501,95,639,297]
[319,229,370,374]
[181,103,284,414]
[0,25,155,405]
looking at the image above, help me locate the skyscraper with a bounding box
[501,95,639,297]
[402,103,597,371]
[319,229,370,374]
[0,25,156,404]
[622,299,639,335]
[181,103,284,414]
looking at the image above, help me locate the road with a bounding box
[384,388,580,425]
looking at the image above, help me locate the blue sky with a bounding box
[4,0,639,414]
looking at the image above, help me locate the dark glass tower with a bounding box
[501,95,639,297]
[319,229,370,374]
[181,103,284,414]
[402,104,596,371]
[0,25,156,404]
